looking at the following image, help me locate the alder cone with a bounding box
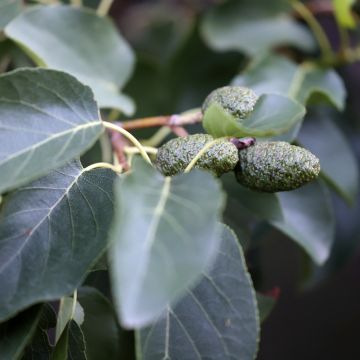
[202,86,259,120]
[155,134,239,176]
[235,141,320,192]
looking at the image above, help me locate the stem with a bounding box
[171,126,189,137]
[323,45,360,66]
[184,138,225,173]
[172,109,203,125]
[120,116,170,130]
[71,290,77,319]
[292,1,333,62]
[0,56,10,74]
[83,162,122,173]
[124,146,158,155]
[97,0,114,16]
[142,125,189,148]
[142,127,172,147]
[120,110,202,131]
[99,133,113,163]
[103,121,152,164]
[335,15,352,60]
[110,130,130,171]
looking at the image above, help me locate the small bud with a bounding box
[235,141,320,192]
[230,137,256,149]
[155,134,239,176]
[202,86,259,120]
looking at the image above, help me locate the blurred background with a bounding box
[105,1,360,358]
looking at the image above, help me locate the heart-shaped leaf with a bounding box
[0,68,104,194]
[78,287,120,360]
[222,173,283,222]
[298,110,359,205]
[52,320,86,360]
[232,54,346,142]
[5,5,135,114]
[109,160,225,328]
[223,172,334,264]
[55,297,84,342]
[138,224,259,360]
[233,54,346,111]
[0,160,116,321]
[201,0,315,55]
[271,180,335,264]
[203,94,305,138]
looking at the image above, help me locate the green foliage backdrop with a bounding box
[0,0,359,359]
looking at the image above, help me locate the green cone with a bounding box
[235,141,320,192]
[202,86,259,120]
[155,134,239,176]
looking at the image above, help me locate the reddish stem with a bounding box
[119,116,171,130]
[109,130,130,171]
[171,126,189,137]
[118,111,202,131]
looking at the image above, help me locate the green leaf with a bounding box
[0,305,43,359]
[0,160,116,321]
[55,297,84,342]
[201,0,315,56]
[333,0,356,28]
[52,320,87,360]
[256,292,277,323]
[23,328,52,360]
[109,160,225,328]
[298,111,359,205]
[78,287,120,360]
[233,54,346,110]
[295,66,346,110]
[23,304,57,360]
[137,224,259,360]
[5,5,135,115]
[0,0,21,30]
[222,173,283,222]
[221,173,282,251]
[222,198,252,250]
[223,165,334,264]
[271,180,335,265]
[0,68,104,194]
[233,54,346,142]
[203,94,305,138]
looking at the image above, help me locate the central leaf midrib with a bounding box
[131,176,172,316]
[0,120,102,167]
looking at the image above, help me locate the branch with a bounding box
[292,1,333,62]
[109,130,130,171]
[97,0,113,16]
[118,110,202,131]
[170,126,189,137]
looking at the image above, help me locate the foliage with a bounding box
[0,0,359,359]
